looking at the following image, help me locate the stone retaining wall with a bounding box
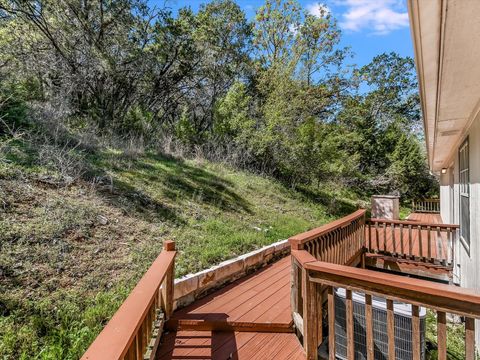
[173,239,290,310]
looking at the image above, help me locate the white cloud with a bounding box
[289,23,299,35]
[306,3,331,18]
[334,0,409,35]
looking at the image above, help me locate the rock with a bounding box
[174,274,199,300]
[241,248,266,269]
[97,215,109,225]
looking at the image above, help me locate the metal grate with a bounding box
[334,289,426,360]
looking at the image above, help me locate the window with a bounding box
[459,138,470,247]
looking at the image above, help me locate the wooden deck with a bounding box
[407,212,443,224]
[158,256,305,359]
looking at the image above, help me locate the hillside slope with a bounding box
[0,140,359,359]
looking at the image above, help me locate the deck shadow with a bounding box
[157,314,239,359]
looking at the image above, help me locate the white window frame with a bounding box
[459,138,470,251]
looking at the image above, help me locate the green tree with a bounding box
[338,53,436,199]
[178,0,252,141]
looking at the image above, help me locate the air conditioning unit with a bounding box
[334,288,426,360]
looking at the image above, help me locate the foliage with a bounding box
[0,0,437,199]
[338,53,437,198]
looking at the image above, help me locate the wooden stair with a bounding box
[365,253,453,282]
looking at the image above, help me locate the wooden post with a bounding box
[465,317,475,360]
[303,269,319,360]
[386,299,395,360]
[291,258,299,316]
[346,290,354,360]
[437,311,447,360]
[328,286,336,360]
[365,294,374,360]
[162,240,175,319]
[412,305,420,360]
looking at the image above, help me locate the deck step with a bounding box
[165,318,294,333]
[365,254,452,282]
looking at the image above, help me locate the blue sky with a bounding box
[152,0,413,68]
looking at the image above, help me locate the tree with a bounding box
[176,0,251,142]
[337,53,436,199]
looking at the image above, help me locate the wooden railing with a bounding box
[295,257,480,360]
[366,218,459,265]
[289,210,366,344]
[289,209,366,265]
[82,241,176,360]
[412,198,440,213]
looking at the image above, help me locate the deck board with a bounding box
[167,256,292,330]
[158,256,304,359]
[157,330,305,360]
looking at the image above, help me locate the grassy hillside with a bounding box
[0,133,360,359]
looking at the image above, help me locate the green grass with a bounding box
[0,136,359,359]
[399,205,412,220]
[425,310,476,359]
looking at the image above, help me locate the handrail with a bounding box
[290,209,367,249]
[82,241,176,360]
[304,259,480,317]
[369,217,458,229]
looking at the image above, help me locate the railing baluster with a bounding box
[383,222,387,253]
[316,284,323,346]
[387,299,395,360]
[427,225,432,261]
[135,333,142,360]
[335,229,340,264]
[400,223,404,257]
[328,286,336,360]
[437,311,447,360]
[465,317,475,360]
[346,290,354,360]
[320,234,325,261]
[338,228,343,263]
[365,223,373,252]
[375,222,380,253]
[447,227,452,265]
[391,223,396,255]
[418,225,423,260]
[365,294,374,360]
[412,305,420,360]
[408,224,413,258]
[326,233,331,263]
[437,226,443,264]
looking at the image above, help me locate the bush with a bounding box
[0,82,28,132]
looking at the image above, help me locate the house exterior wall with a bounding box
[439,174,451,223]
[440,111,480,345]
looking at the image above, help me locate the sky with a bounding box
[151,0,414,68]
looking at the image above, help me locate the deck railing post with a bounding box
[162,240,175,319]
[291,257,301,317]
[303,268,319,360]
